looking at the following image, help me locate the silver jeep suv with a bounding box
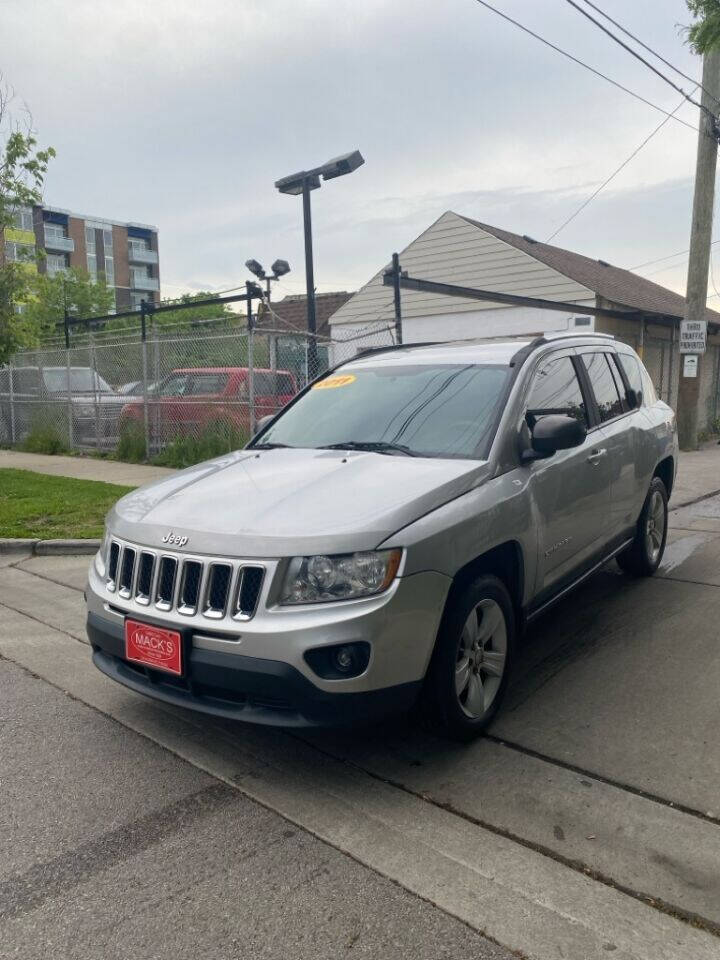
[86,333,677,740]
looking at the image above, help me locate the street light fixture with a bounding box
[275,150,365,372]
[244,258,291,301]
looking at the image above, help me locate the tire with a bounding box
[421,574,515,742]
[617,476,668,577]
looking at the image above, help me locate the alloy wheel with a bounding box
[645,489,666,564]
[455,598,508,719]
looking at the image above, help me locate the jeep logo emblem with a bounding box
[162,532,188,547]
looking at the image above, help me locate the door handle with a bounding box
[586,448,607,464]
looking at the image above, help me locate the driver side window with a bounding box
[526,356,588,427]
[158,374,189,397]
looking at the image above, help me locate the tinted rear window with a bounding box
[254,372,295,394]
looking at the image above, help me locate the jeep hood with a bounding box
[109,448,491,557]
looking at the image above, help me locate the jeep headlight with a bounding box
[94,530,110,578]
[280,549,402,605]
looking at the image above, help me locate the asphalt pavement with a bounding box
[0,658,511,960]
[2,492,720,959]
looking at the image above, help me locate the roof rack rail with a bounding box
[509,331,616,368]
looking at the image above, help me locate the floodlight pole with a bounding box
[302,177,318,373]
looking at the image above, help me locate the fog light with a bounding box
[304,641,371,680]
[333,645,356,673]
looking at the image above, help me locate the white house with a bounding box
[328,210,720,420]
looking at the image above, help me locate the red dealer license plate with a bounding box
[125,619,183,676]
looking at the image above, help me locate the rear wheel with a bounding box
[617,477,668,577]
[421,574,515,741]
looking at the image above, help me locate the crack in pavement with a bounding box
[0,783,239,923]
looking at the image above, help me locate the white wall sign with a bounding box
[683,354,699,378]
[679,319,707,354]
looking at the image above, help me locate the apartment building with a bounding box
[2,205,160,311]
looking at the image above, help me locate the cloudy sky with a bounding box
[4,0,714,303]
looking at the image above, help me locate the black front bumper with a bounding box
[87,610,421,728]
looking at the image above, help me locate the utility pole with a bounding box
[678,46,720,450]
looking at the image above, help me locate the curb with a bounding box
[0,538,100,557]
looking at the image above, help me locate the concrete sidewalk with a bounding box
[671,440,720,507]
[0,450,173,487]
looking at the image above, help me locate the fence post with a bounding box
[140,301,150,459]
[391,252,403,345]
[8,356,16,444]
[269,334,277,373]
[90,329,100,449]
[63,309,73,449]
[668,324,676,411]
[246,282,256,438]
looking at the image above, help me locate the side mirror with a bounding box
[522,414,587,463]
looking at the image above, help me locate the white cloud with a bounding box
[3,0,706,299]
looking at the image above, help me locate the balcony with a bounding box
[131,274,159,292]
[128,245,158,265]
[43,230,75,253]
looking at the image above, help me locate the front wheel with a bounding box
[421,574,515,742]
[617,477,668,577]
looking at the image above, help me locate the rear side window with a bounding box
[617,353,644,407]
[526,355,588,426]
[254,372,295,395]
[582,352,624,422]
[187,374,228,395]
[158,374,189,397]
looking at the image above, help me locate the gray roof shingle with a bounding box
[459,214,720,323]
[258,291,353,337]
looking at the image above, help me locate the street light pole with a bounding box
[302,177,318,372]
[275,150,365,382]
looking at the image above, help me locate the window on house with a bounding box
[128,237,150,257]
[46,253,68,277]
[5,241,34,263]
[44,223,67,243]
[12,208,33,232]
[85,227,97,279]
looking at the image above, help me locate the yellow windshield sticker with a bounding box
[313,374,356,390]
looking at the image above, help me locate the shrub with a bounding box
[20,411,70,456]
[116,420,147,463]
[152,421,249,469]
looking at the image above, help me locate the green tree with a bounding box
[23,267,116,336]
[0,78,55,362]
[145,291,241,330]
[686,1,720,54]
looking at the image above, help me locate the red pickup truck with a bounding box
[119,366,297,441]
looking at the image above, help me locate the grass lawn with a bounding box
[0,469,135,540]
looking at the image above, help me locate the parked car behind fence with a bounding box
[0,365,135,448]
[119,366,297,448]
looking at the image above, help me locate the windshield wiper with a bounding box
[252,442,294,449]
[321,440,418,457]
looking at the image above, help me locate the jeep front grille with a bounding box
[118,548,136,598]
[156,556,178,610]
[136,552,155,605]
[105,540,265,622]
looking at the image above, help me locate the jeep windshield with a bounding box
[254,363,510,459]
[42,369,114,394]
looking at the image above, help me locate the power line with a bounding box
[630,239,720,272]
[546,89,693,242]
[577,0,720,106]
[563,0,711,120]
[471,0,698,132]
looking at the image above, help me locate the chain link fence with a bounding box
[0,314,394,465]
